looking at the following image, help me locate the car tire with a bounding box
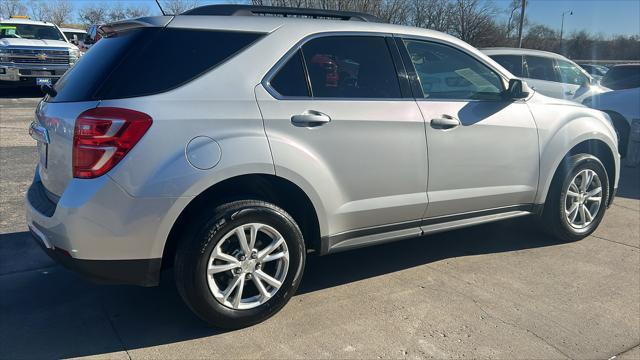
[543,154,609,242]
[174,200,306,329]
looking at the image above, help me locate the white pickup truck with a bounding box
[0,17,80,87]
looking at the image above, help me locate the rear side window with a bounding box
[490,55,524,77]
[51,28,263,102]
[270,50,310,97]
[301,36,401,99]
[52,28,146,103]
[524,56,559,82]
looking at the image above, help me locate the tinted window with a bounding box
[601,66,640,90]
[97,29,262,99]
[404,40,503,100]
[490,55,524,77]
[270,50,309,97]
[524,56,559,82]
[50,28,262,102]
[301,36,401,98]
[557,59,589,85]
[51,28,148,103]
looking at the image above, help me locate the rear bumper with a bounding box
[30,227,161,286]
[25,170,188,286]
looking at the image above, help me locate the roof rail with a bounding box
[181,4,382,23]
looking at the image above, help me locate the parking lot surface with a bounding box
[1,93,639,359]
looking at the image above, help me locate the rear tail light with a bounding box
[73,107,152,179]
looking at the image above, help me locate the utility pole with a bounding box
[560,10,573,45]
[517,0,526,48]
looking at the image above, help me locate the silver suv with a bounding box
[26,5,620,328]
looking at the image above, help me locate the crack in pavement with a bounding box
[424,264,576,358]
[469,298,572,359]
[612,203,640,212]
[101,301,133,360]
[591,235,639,250]
[608,343,640,359]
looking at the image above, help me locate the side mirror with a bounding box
[505,78,531,99]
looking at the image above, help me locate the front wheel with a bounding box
[542,154,610,242]
[174,200,306,328]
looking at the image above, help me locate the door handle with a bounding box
[565,91,575,96]
[291,110,331,128]
[430,115,460,129]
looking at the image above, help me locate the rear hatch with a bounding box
[36,15,266,197]
[34,19,167,198]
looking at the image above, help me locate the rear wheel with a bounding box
[174,200,306,328]
[543,154,609,242]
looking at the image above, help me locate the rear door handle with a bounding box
[291,110,331,128]
[430,115,460,130]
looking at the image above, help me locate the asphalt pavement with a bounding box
[1,93,638,359]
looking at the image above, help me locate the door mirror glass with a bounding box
[505,78,530,99]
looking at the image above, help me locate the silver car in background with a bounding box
[25,5,619,329]
[482,47,609,102]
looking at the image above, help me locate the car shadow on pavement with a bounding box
[1,168,637,359]
[0,87,43,99]
[617,165,640,200]
[0,217,566,359]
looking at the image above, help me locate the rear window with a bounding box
[50,28,263,102]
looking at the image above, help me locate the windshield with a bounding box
[0,23,65,41]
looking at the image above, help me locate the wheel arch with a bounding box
[161,173,324,271]
[539,138,617,207]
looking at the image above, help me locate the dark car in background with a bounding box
[600,64,640,90]
[580,64,609,80]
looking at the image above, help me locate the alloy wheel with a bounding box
[564,169,602,229]
[205,223,290,310]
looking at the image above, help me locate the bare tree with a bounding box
[126,5,151,19]
[45,0,73,25]
[1,0,28,18]
[161,0,200,15]
[28,0,48,21]
[411,0,454,32]
[107,2,127,22]
[449,0,496,44]
[78,2,108,26]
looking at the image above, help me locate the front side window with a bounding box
[557,59,589,86]
[403,40,503,100]
[490,55,524,77]
[0,23,65,41]
[301,36,401,99]
[524,56,559,82]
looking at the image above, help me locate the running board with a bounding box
[321,205,534,254]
